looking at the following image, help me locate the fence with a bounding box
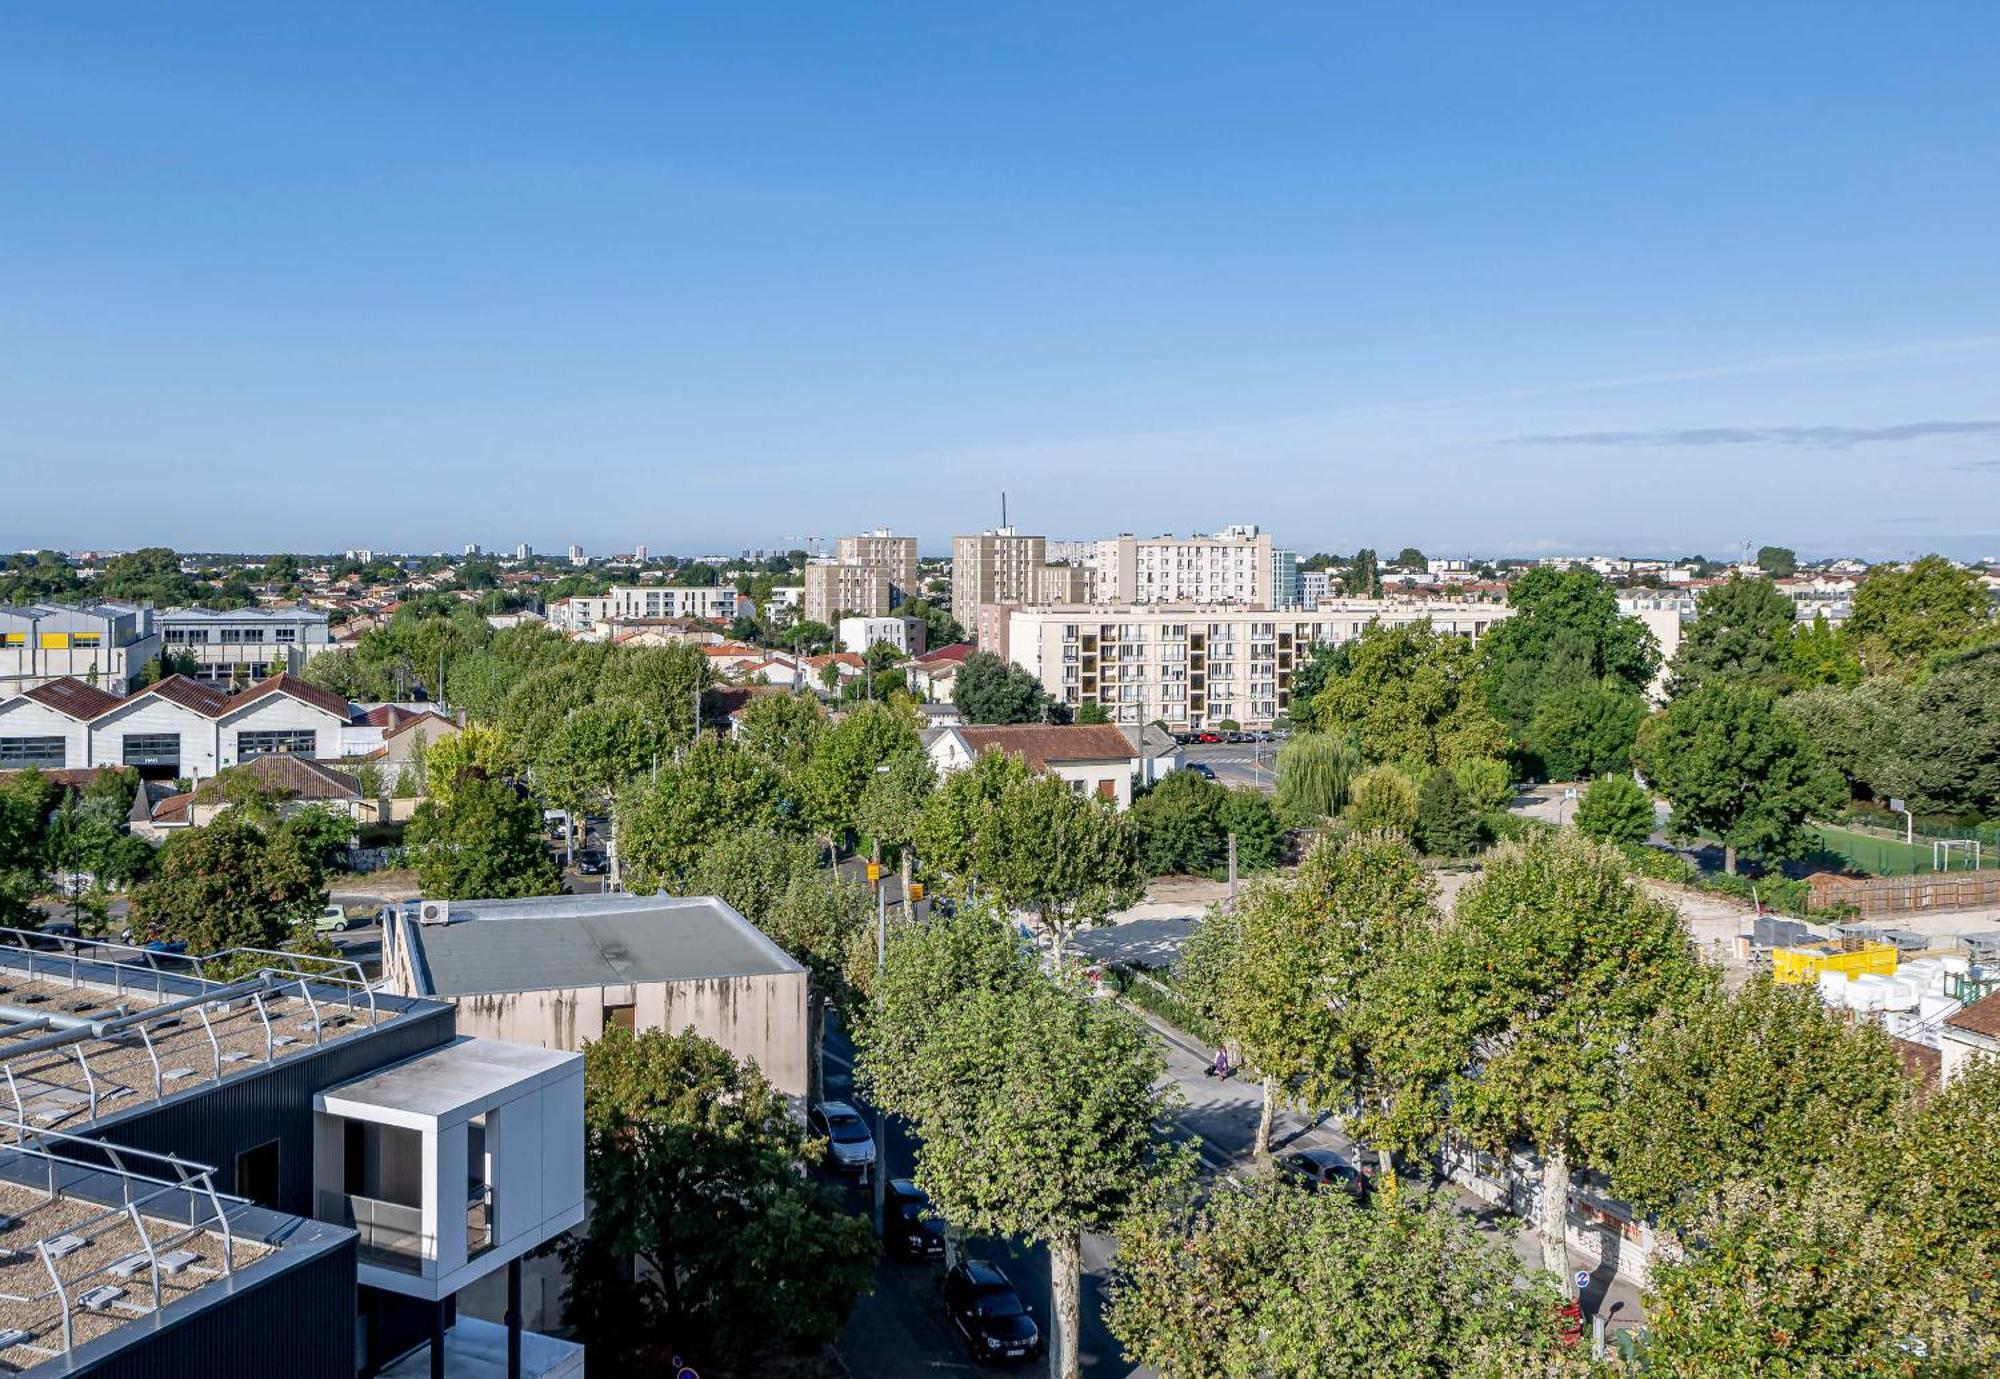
[1808,870,2000,918]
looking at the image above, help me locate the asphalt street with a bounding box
[830,986,1644,1378]
[1178,740,1279,791]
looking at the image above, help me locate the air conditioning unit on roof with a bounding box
[418,900,451,926]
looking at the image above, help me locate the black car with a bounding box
[1186,762,1217,780]
[942,1259,1041,1364]
[885,1178,946,1261]
[1279,1148,1371,1201]
[575,851,609,876]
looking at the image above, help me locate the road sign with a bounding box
[908,882,924,901]
[1563,788,1578,800]
[1573,1270,1591,1296]
[1889,798,1906,814]
[865,861,882,884]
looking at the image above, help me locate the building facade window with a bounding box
[0,737,65,769]
[235,729,316,759]
[122,733,180,768]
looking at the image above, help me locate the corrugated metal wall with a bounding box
[58,1234,358,1379]
[79,1003,455,1218]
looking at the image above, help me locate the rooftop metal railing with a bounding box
[0,928,387,1135]
[0,1126,249,1362]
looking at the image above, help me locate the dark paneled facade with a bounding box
[55,1229,357,1379]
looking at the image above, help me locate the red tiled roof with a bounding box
[194,753,360,803]
[145,675,231,717]
[1890,1036,1942,1092]
[1947,990,2000,1040]
[21,677,124,720]
[222,672,351,721]
[382,710,457,741]
[953,724,1140,771]
[917,642,975,665]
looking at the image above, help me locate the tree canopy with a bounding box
[1667,574,1797,696]
[1313,620,1507,769]
[1846,554,1993,676]
[129,810,325,951]
[952,650,1061,724]
[1637,681,1841,873]
[405,773,563,899]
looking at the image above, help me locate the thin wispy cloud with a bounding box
[1508,420,2000,449]
[1955,458,2000,472]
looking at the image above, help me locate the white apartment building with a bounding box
[805,561,894,625]
[951,529,1048,619]
[1300,569,1333,608]
[0,602,160,696]
[161,606,332,685]
[838,615,925,656]
[1089,525,1273,607]
[833,529,919,593]
[1003,599,1514,730]
[551,585,750,632]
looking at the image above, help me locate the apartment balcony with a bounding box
[314,1037,584,1304]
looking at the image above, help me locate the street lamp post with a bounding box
[872,874,887,1236]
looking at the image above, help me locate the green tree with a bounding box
[1074,701,1110,725]
[1525,679,1646,780]
[984,771,1142,964]
[562,1027,875,1369]
[1368,831,1709,1285]
[910,748,1027,897]
[1779,677,1911,804]
[855,747,935,882]
[1571,773,1654,847]
[533,700,663,862]
[95,546,200,606]
[1755,544,1798,577]
[405,774,562,899]
[1882,643,2000,817]
[1451,755,1514,814]
[1784,612,1862,688]
[1668,574,1798,695]
[128,811,324,951]
[1610,977,1907,1225]
[422,724,513,805]
[896,595,965,649]
[735,691,827,778]
[1344,763,1419,834]
[1479,567,1657,747]
[1285,641,1347,707]
[1340,548,1380,597]
[1411,765,1480,857]
[1641,1170,1990,1377]
[1846,554,1993,676]
[688,829,870,1102]
[1637,681,1842,873]
[1274,731,1361,825]
[1109,1179,1571,1379]
[1216,787,1283,873]
[0,770,58,925]
[1315,621,1507,768]
[618,738,794,888]
[799,701,922,856]
[856,912,1175,1379]
[1130,769,1229,877]
[952,650,1057,724]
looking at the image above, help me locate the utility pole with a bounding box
[1227,832,1238,906]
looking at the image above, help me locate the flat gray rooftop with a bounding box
[319,1036,577,1126]
[409,895,803,997]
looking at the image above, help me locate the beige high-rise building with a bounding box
[1089,525,1273,607]
[951,529,1048,620]
[834,530,918,594]
[804,562,892,625]
[1036,562,1091,604]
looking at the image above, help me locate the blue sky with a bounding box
[4,4,1998,559]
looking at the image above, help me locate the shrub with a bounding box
[1575,774,1655,847]
[1413,767,1482,857]
[1345,765,1419,834]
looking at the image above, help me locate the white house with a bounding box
[924,723,1143,809]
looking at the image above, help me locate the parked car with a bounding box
[808,1100,876,1175]
[314,905,358,933]
[942,1259,1042,1364]
[1194,731,1223,744]
[575,851,609,876]
[885,1178,947,1261]
[1187,762,1217,780]
[1278,1148,1370,1201]
[26,921,80,951]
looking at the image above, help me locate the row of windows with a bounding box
[0,730,312,767]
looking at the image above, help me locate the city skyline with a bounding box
[4,6,1998,557]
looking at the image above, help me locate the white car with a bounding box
[808,1100,877,1174]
